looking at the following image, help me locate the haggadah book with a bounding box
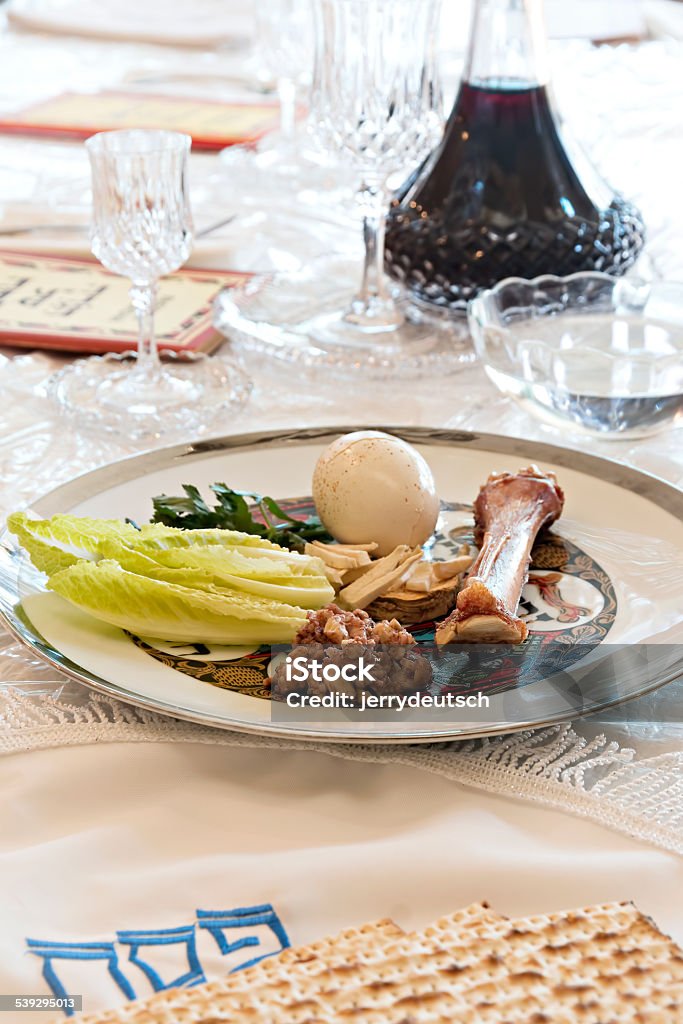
[0,251,247,354]
[0,91,280,150]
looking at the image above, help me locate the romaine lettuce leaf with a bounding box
[150,545,319,579]
[8,514,326,576]
[133,525,324,573]
[133,524,289,554]
[48,560,308,644]
[97,540,334,608]
[9,512,334,643]
[7,512,137,576]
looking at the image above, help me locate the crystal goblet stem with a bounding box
[123,281,188,403]
[129,281,158,377]
[345,181,403,331]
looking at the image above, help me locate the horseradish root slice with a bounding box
[304,541,371,570]
[436,466,564,645]
[338,546,421,610]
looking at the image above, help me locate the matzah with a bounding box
[66,917,406,1024]
[293,901,683,1023]
[65,904,497,1024]
[58,901,683,1024]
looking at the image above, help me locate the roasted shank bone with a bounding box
[436,466,564,644]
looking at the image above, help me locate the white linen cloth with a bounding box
[2,714,683,1023]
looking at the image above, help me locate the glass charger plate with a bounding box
[1,427,682,744]
[213,258,474,380]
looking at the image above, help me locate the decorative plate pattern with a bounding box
[132,498,617,702]
[2,425,679,742]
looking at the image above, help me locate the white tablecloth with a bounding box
[1,9,683,1020]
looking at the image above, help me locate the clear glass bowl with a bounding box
[468,272,683,438]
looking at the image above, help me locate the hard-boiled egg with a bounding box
[312,431,440,556]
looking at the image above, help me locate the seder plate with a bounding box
[1,426,682,744]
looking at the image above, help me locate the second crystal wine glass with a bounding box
[215,0,472,375]
[50,129,250,440]
[252,0,314,171]
[310,0,444,340]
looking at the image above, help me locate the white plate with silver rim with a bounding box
[1,427,682,743]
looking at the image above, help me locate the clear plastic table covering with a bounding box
[1,25,683,833]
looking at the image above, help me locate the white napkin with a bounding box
[7,0,254,49]
[1,736,682,1022]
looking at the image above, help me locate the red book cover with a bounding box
[0,91,280,150]
[0,251,247,354]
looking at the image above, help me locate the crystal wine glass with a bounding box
[221,0,318,179]
[255,0,313,166]
[310,0,445,338]
[215,0,472,376]
[50,129,250,441]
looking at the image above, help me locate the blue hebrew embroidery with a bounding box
[117,924,205,991]
[197,903,291,971]
[25,939,135,1017]
[25,902,290,1015]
